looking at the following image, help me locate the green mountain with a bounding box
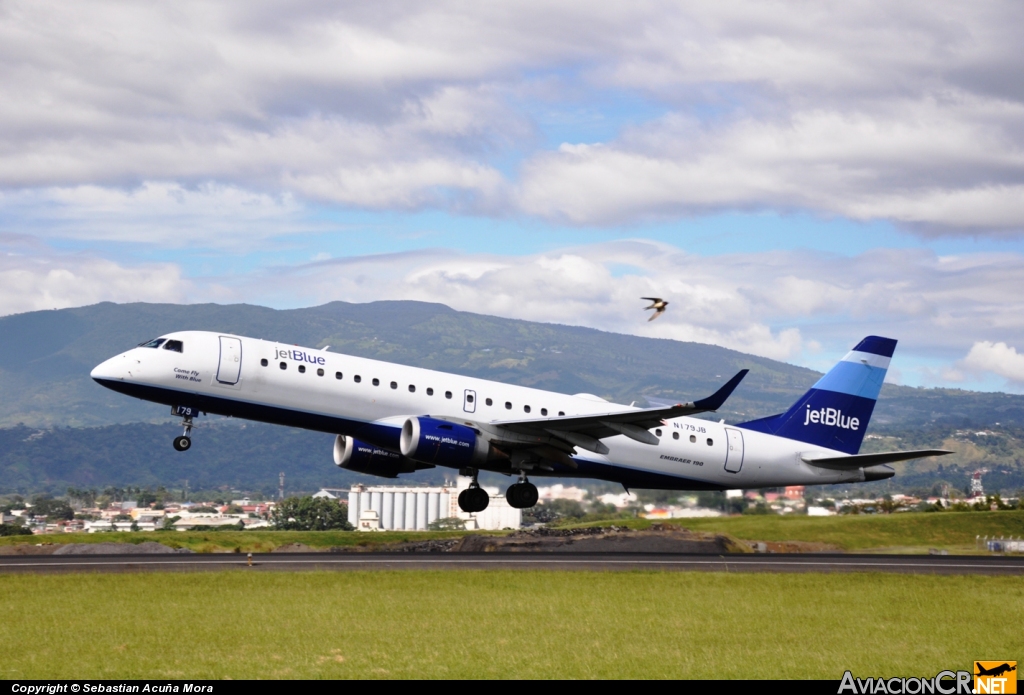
[2,301,1024,494]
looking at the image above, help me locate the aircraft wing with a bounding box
[487,370,748,454]
[801,449,952,470]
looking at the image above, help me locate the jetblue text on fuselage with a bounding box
[804,405,859,430]
[275,348,326,366]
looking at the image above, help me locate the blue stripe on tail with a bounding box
[738,336,896,455]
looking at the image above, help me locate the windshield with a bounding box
[139,338,166,348]
[163,340,184,353]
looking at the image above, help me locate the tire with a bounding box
[458,489,473,513]
[519,482,539,508]
[173,436,191,452]
[505,484,522,508]
[470,487,490,513]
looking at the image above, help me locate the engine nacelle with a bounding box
[333,435,428,478]
[399,417,490,467]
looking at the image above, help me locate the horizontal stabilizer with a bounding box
[802,449,952,470]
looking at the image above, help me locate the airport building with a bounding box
[346,479,521,531]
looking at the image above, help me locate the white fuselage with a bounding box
[91,330,867,489]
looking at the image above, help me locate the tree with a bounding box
[271,496,352,531]
[28,497,74,521]
[427,517,466,531]
[0,523,33,537]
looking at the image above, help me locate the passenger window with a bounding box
[390,381,397,389]
[139,338,165,348]
[409,385,416,393]
[354,375,361,383]
[558,411,565,416]
[279,362,287,370]
[261,359,268,367]
[335,372,343,380]
[672,432,679,440]
[426,388,433,396]
[445,391,452,399]
[317,368,324,377]
[467,394,474,403]
[524,405,531,413]
[655,429,662,437]
[372,378,380,386]
[163,340,184,353]
[505,402,512,410]
[690,435,696,443]
[706,438,713,446]
[298,365,306,374]
[485,398,493,406]
[541,408,547,416]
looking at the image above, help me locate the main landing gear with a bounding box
[458,470,489,513]
[505,472,539,509]
[172,413,194,452]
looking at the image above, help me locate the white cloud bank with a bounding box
[0,239,191,315]
[1,1,1023,234]
[959,341,1024,385]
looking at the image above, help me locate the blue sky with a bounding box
[2,1,1024,392]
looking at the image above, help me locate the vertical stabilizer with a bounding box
[738,336,895,454]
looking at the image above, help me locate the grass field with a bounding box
[1,570,1020,679]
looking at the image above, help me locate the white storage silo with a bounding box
[393,491,405,530]
[404,491,416,530]
[415,491,428,530]
[382,491,394,530]
[347,490,360,526]
[427,492,440,525]
[370,491,382,514]
[359,490,371,518]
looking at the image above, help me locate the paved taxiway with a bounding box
[1,552,1022,575]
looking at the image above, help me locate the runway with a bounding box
[1,552,1023,575]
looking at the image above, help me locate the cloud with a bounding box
[0,183,310,247]
[0,238,193,315]
[959,341,1024,384]
[516,102,1024,231]
[0,1,1022,233]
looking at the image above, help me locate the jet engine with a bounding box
[333,435,430,478]
[399,417,496,467]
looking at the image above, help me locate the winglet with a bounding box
[692,369,748,411]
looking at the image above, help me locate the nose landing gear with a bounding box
[457,470,490,513]
[505,472,539,509]
[172,412,194,452]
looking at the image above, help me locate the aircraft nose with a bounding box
[91,354,128,382]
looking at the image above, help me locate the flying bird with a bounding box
[641,297,668,321]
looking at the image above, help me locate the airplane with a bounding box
[90,332,950,513]
[975,663,1016,678]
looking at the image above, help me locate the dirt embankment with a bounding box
[324,525,757,554]
[0,542,193,555]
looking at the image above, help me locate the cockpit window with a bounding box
[139,338,166,348]
[163,340,184,353]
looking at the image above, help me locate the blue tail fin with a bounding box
[738,336,895,454]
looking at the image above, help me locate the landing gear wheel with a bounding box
[173,435,192,452]
[519,482,538,508]
[506,482,539,509]
[458,487,489,513]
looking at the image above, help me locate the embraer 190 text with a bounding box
[91,333,949,513]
